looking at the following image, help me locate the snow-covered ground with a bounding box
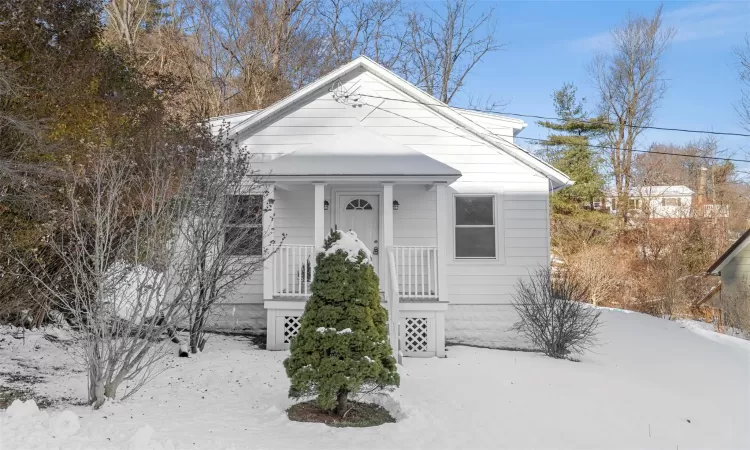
[1,309,749,450]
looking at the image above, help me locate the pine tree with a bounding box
[145,0,171,31]
[538,83,611,214]
[284,230,399,415]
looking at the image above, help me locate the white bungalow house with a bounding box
[604,185,695,219]
[211,56,571,357]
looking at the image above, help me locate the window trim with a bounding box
[225,194,264,257]
[453,194,498,260]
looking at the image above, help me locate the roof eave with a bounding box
[262,174,461,184]
[707,228,750,274]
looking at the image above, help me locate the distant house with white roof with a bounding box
[605,185,695,219]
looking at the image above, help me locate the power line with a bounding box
[356,96,750,164]
[357,93,750,138]
[513,136,750,164]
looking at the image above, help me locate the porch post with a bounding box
[382,183,394,289]
[263,184,275,300]
[314,183,326,248]
[435,183,449,303]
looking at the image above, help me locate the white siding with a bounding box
[393,186,437,247]
[226,68,552,318]
[722,244,750,298]
[274,186,315,245]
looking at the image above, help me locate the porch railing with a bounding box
[271,244,439,300]
[392,245,439,300]
[272,244,317,297]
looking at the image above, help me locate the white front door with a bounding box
[337,194,379,271]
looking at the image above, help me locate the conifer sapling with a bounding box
[284,230,399,415]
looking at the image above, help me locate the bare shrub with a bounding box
[15,150,195,408]
[566,246,621,306]
[511,266,601,358]
[177,132,279,353]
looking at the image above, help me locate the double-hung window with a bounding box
[454,195,496,259]
[224,194,263,256]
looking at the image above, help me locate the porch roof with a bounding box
[256,126,462,182]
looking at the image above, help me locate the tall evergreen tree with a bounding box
[538,83,611,213]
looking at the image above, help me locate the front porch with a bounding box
[255,126,460,358]
[261,181,451,358]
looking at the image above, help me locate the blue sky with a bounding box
[441,1,749,160]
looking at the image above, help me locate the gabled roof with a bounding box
[257,126,461,180]
[707,228,750,275]
[226,55,572,189]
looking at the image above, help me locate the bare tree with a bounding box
[317,0,405,69]
[104,0,151,50]
[178,132,280,353]
[511,266,601,358]
[16,150,198,408]
[736,35,750,132]
[590,6,675,223]
[402,0,502,104]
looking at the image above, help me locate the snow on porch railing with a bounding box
[272,244,317,297]
[392,246,439,300]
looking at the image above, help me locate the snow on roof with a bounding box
[256,126,462,179]
[324,230,373,264]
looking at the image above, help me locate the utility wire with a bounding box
[357,93,750,138]
[513,136,750,164]
[354,94,750,164]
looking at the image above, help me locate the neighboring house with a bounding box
[211,56,571,357]
[704,228,750,307]
[604,185,730,220]
[605,186,695,219]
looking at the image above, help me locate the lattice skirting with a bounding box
[283,316,301,344]
[404,317,429,353]
[399,309,445,358]
[265,300,446,357]
[265,301,306,350]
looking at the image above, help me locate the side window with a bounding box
[224,194,263,256]
[454,195,496,259]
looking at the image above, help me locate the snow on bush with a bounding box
[5,400,81,440]
[7,399,40,418]
[322,230,372,264]
[50,410,81,438]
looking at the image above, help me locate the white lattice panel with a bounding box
[404,317,428,353]
[283,316,301,343]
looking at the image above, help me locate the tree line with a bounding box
[536,6,750,324]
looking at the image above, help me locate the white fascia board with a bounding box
[261,175,461,184]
